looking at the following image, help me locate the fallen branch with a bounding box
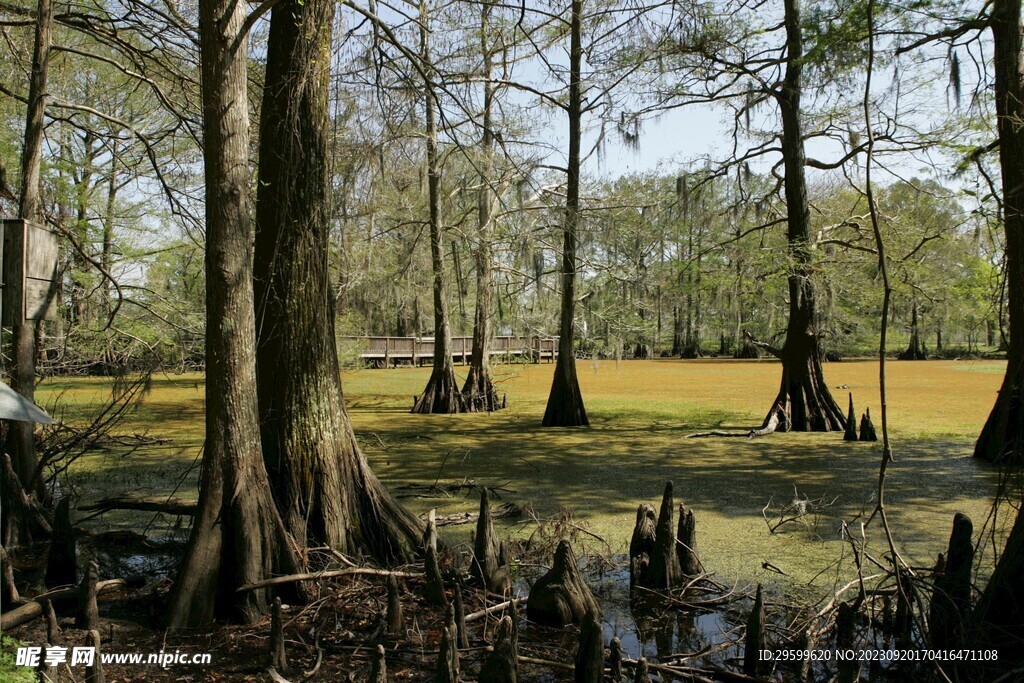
[236,568,419,594]
[1,579,126,630]
[464,597,526,623]
[434,502,524,528]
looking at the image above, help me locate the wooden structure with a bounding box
[3,218,58,324]
[343,335,558,367]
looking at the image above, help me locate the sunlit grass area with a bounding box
[41,357,1012,603]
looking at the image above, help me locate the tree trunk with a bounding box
[975,0,1024,465]
[462,0,501,412]
[759,0,845,433]
[974,4,1024,659]
[7,0,52,502]
[898,301,927,360]
[413,0,466,415]
[166,0,302,628]
[542,0,589,427]
[253,0,426,559]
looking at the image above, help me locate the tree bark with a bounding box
[253,0,426,558]
[7,0,52,501]
[167,0,302,627]
[975,11,1024,622]
[759,0,845,433]
[413,0,466,415]
[975,0,1024,465]
[542,0,589,427]
[462,0,501,412]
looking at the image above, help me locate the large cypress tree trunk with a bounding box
[462,0,501,412]
[757,0,844,434]
[542,0,588,427]
[253,0,426,560]
[975,0,1024,465]
[973,0,1024,663]
[413,0,466,415]
[167,0,301,627]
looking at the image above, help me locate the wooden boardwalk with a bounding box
[341,335,558,367]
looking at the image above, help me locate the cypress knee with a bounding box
[676,503,700,577]
[843,394,858,441]
[479,615,517,683]
[527,540,599,627]
[76,560,99,630]
[573,608,603,683]
[45,497,76,589]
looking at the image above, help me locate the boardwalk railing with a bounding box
[341,335,558,367]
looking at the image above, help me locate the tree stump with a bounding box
[76,560,99,630]
[843,393,858,441]
[633,657,649,682]
[743,584,765,677]
[369,643,387,683]
[628,504,656,592]
[42,598,60,645]
[386,574,403,637]
[45,497,76,589]
[436,604,460,683]
[676,503,700,577]
[85,629,105,683]
[270,596,288,674]
[609,636,623,681]
[859,409,878,442]
[527,540,600,627]
[929,512,974,650]
[479,615,517,683]
[573,608,603,683]
[471,488,511,594]
[1,544,20,606]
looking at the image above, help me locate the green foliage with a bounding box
[0,636,37,683]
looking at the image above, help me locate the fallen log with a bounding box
[78,495,197,516]
[1,579,126,631]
